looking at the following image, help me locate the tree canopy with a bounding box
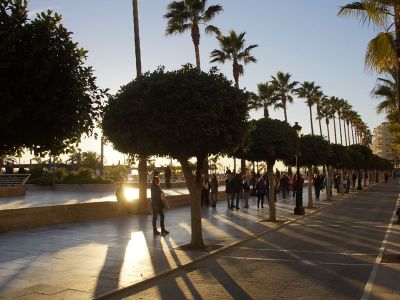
[298,135,331,166]
[0,0,104,156]
[102,65,250,161]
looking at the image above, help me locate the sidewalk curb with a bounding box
[95,185,374,299]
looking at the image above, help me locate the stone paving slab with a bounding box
[0,185,340,299]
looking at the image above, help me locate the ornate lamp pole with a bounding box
[293,122,305,215]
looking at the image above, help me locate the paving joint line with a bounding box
[94,186,372,300]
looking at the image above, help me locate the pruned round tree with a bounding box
[0,1,104,156]
[299,135,330,208]
[239,118,297,221]
[102,65,250,249]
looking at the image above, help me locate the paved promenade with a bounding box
[0,182,398,299]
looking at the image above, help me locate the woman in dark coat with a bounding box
[151,176,169,235]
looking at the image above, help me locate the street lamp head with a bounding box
[293,122,302,138]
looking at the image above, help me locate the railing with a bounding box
[0,174,31,187]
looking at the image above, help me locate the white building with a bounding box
[371,122,395,164]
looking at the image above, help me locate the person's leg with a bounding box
[235,192,240,209]
[257,193,260,208]
[244,191,249,208]
[261,194,264,208]
[152,206,159,234]
[159,208,168,234]
[226,193,230,207]
[230,193,235,209]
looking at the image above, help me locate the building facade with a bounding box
[371,122,395,164]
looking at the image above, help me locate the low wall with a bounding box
[0,191,227,232]
[0,186,25,197]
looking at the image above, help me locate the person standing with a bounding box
[225,173,232,208]
[313,172,323,200]
[201,175,211,206]
[279,172,289,199]
[210,174,219,208]
[151,176,169,235]
[256,177,267,209]
[165,165,172,188]
[230,173,242,210]
[242,175,251,208]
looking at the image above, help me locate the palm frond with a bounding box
[202,4,223,22]
[205,24,220,35]
[338,1,390,28]
[365,31,396,72]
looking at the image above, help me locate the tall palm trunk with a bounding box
[283,101,288,122]
[133,0,148,213]
[191,23,201,70]
[351,125,355,144]
[308,105,314,135]
[343,119,348,146]
[395,7,400,123]
[232,59,240,88]
[317,106,323,136]
[347,121,351,145]
[325,119,331,143]
[338,115,343,145]
[333,117,338,144]
[263,105,269,118]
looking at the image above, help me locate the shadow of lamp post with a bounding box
[293,122,305,215]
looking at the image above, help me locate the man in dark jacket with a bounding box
[230,173,242,210]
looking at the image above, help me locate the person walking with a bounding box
[210,174,219,208]
[313,172,323,200]
[242,175,251,208]
[279,172,289,199]
[256,177,267,209]
[151,176,169,235]
[230,173,242,210]
[165,165,172,188]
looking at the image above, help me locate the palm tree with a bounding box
[295,81,321,135]
[338,1,400,122]
[81,151,101,175]
[165,0,223,70]
[210,30,257,88]
[315,91,327,137]
[320,97,335,143]
[210,30,257,175]
[270,72,298,122]
[341,100,352,146]
[371,68,399,122]
[251,82,277,118]
[330,96,341,144]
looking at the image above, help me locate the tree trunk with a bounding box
[317,106,323,136]
[351,125,355,145]
[343,119,348,146]
[363,170,367,187]
[326,119,331,143]
[333,117,337,144]
[179,158,205,249]
[347,121,351,146]
[308,165,313,208]
[191,23,201,70]
[283,101,288,123]
[326,165,331,201]
[233,60,240,89]
[132,0,142,77]
[395,7,400,123]
[137,155,149,213]
[340,169,344,194]
[132,0,148,214]
[338,115,343,145]
[357,170,362,190]
[308,105,314,135]
[267,161,276,221]
[264,104,269,118]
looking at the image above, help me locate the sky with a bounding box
[26,0,385,167]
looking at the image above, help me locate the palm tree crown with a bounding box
[165,0,223,69]
[210,30,257,88]
[270,71,298,122]
[251,82,277,118]
[295,81,321,135]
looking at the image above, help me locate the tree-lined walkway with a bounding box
[108,181,400,300]
[0,188,337,299]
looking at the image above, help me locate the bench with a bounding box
[0,174,31,197]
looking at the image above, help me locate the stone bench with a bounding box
[0,174,31,197]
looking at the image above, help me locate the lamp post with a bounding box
[293,122,305,215]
